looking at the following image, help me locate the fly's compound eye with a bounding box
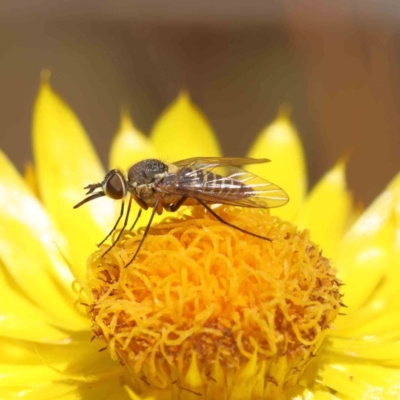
[103,171,127,199]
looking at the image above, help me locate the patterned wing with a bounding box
[173,157,270,168]
[159,158,288,208]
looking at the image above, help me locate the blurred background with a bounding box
[0,0,399,204]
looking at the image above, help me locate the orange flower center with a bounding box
[82,206,342,399]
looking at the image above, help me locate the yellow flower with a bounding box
[0,76,399,400]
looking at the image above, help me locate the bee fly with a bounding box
[74,157,289,267]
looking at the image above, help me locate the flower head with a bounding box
[82,207,341,398]
[0,76,399,399]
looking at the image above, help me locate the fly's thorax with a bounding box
[127,159,168,186]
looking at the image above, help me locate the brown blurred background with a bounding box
[1,0,399,205]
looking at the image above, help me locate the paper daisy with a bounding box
[0,76,399,400]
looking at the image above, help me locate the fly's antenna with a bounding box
[84,183,102,195]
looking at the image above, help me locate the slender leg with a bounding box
[164,196,188,212]
[196,199,271,242]
[102,195,133,258]
[129,208,142,231]
[98,200,125,247]
[125,198,161,268]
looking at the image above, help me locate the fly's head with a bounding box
[74,169,128,208]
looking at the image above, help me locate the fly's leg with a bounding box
[128,193,150,231]
[125,197,161,268]
[129,208,142,231]
[164,197,188,212]
[196,198,272,242]
[98,200,125,247]
[102,195,134,258]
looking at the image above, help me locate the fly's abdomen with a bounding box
[177,167,252,198]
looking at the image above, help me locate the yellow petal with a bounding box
[230,352,259,400]
[0,314,69,343]
[0,289,50,342]
[336,176,400,326]
[0,151,86,330]
[124,385,159,400]
[334,172,400,313]
[247,107,307,221]
[295,158,351,258]
[0,364,63,387]
[328,334,400,363]
[0,365,129,400]
[319,362,400,399]
[183,352,203,398]
[109,108,157,171]
[0,258,74,343]
[1,337,40,364]
[335,308,400,338]
[288,387,343,399]
[150,92,221,161]
[395,189,400,252]
[32,74,116,278]
[366,184,400,310]
[344,199,364,233]
[0,335,126,398]
[23,162,40,198]
[74,379,131,400]
[0,331,114,370]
